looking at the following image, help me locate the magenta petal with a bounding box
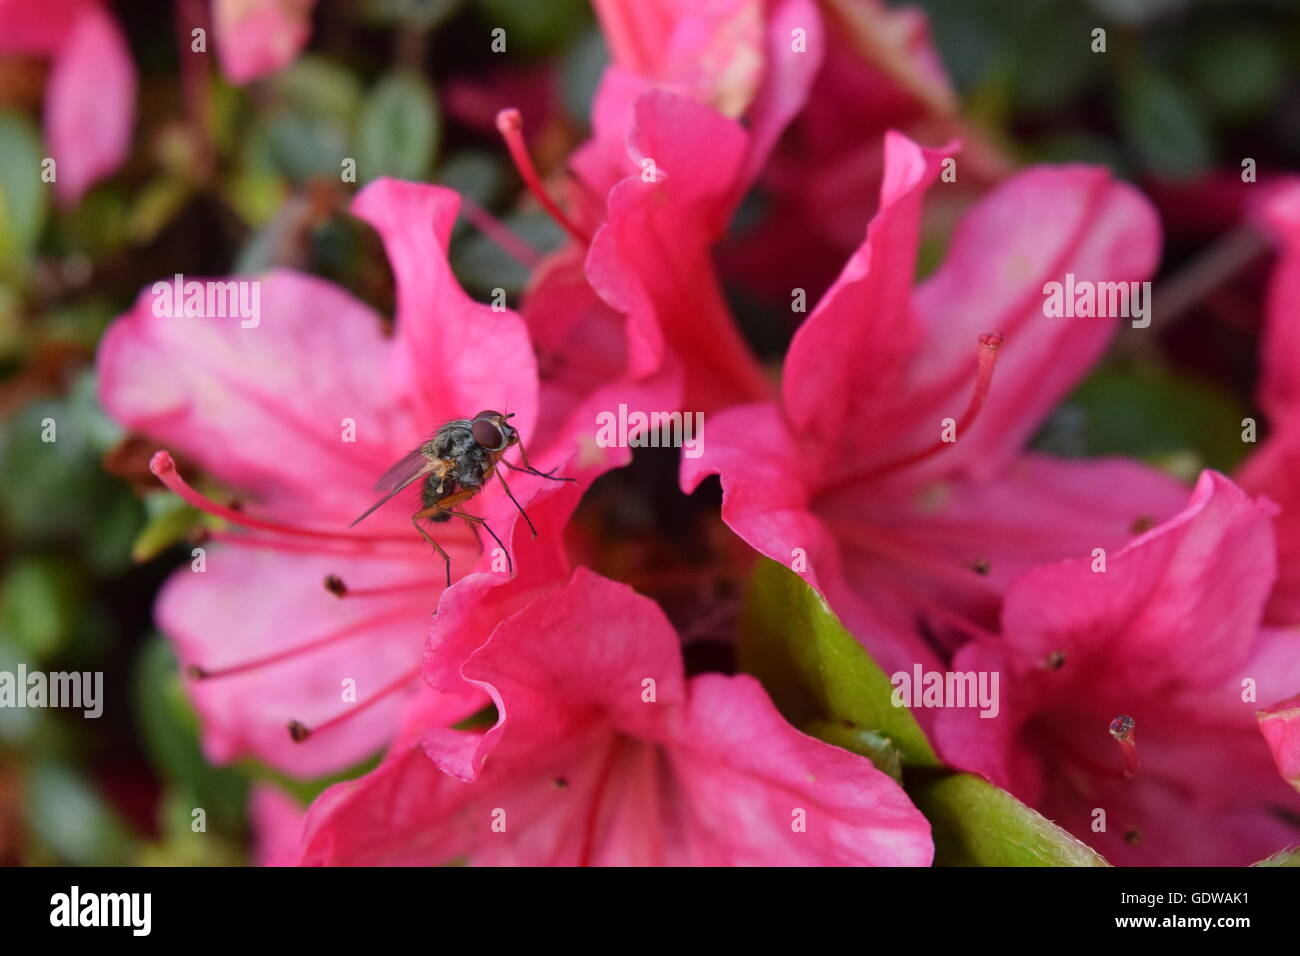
[1003,471,1276,692]
[1239,437,1300,624]
[1258,692,1300,793]
[736,0,824,190]
[44,1,136,205]
[655,673,933,865]
[782,130,954,478]
[213,0,315,85]
[299,568,931,865]
[585,90,771,410]
[1256,181,1300,423]
[911,166,1162,477]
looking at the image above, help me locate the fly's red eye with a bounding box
[472,419,503,448]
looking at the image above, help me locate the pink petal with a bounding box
[909,165,1163,479]
[782,130,955,480]
[97,270,414,523]
[159,543,478,778]
[823,454,1189,634]
[422,482,582,696]
[681,399,944,678]
[212,0,315,85]
[584,90,771,410]
[653,673,933,865]
[422,567,688,782]
[44,1,136,205]
[1255,181,1300,423]
[350,179,539,446]
[0,0,85,51]
[1238,436,1300,624]
[250,785,306,866]
[1258,692,1300,793]
[298,570,932,865]
[1002,471,1276,693]
[737,0,824,190]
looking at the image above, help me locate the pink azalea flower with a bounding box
[683,131,1189,682]
[493,2,828,415]
[212,0,316,85]
[590,0,824,188]
[294,568,933,866]
[935,472,1300,866]
[96,179,598,778]
[720,0,1007,304]
[0,0,136,205]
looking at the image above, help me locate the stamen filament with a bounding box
[287,666,421,742]
[323,574,444,598]
[184,604,426,680]
[847,332,1003,485]
[495,108,591,247]
[151,451,411,544]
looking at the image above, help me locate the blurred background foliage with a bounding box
[0,0,1295,864]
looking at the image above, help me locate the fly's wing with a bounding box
[373,447,431,493]
[350,447,436,527]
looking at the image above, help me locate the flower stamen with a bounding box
[184,604,426,680]
[322,575,443,599]
[287,666,421,742]
[495,108,591,247]
[151,450,411,545]
[849,332,1003,485]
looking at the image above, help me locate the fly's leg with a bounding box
[502,459,574,482]
[508,435,576,483]
[439,508,512,576]
[410,511,453,588]
[496,470,538,539]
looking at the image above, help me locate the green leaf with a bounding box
[1118,69,1213,179]
[1032,362,1251,473]
[472,0,590,56]
[737,559,940,770]
[1253,846,1300,867]
[0,111,48,267]
[909,771,1110,867]
[24,762,137,865]
[355,72,440,184]
[361,0,464,29]
[132,494,203,562]
[0,556,83,661]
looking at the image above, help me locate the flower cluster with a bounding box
[70,0,1300,865]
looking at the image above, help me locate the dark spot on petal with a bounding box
[971,558,991,575]
[1046,651,1067,670]
[1124,829,1143,846]
[553,777,568,789]
[1130,515,1155,534]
